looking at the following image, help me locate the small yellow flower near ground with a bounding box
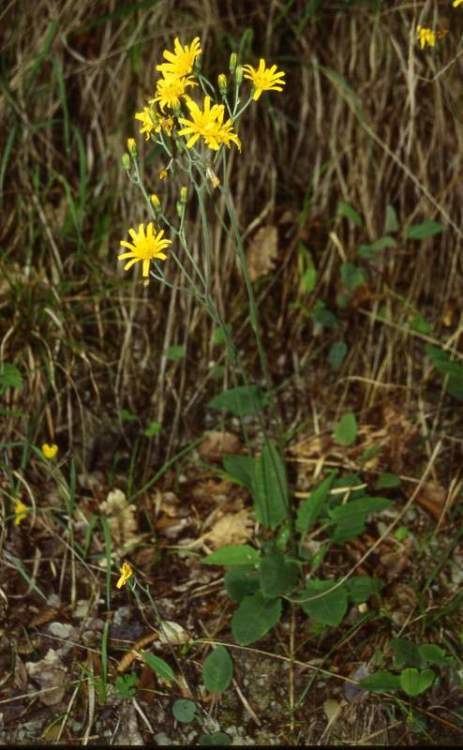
[242,59,286,101]
[116,561,134,588]
[416,25,437,49]
[152,74,196,111]
[134,107,160,140]
[453,0,463,7]
[178,95,241,151]
[156,37,202,78]
[42,442,58,460]
[14,499,29,526]
[119,223,171,278]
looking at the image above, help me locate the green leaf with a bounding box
[360,671,401,693]
[301,265,317,294]
[357,235,396,260]
[330,496,391,543]
[172,698,197,723]
[391,638,423,669]
[252,439,288,529]
[333,412,357,446]
[165,344,186,360]
[118,408,137,422]
[340,262,367,291]
[296,473,335,534]
[144,420,161,437]
[337,200,363,226]
[224,566,260,603]
[223,454,255,491]
[328,341,348,370]
[346,576,381,603]
[426,345,463,401]
[202,646,233,694]
[231,592,282,645]
[299,579,348,626]
[203,544,260,567]
[400,668,435,697]
[311,300,338,330]
[212,324,232,345]
[0,363,23,395]
[374,472,401,490]
[406,220,443,241]
[409,314,432,335]
[141,652,175,684]
[418,644,453,667]
[384,204,399,234]
[259,550,299,598]
[198,732,231,746]
[208,385,269,417]
[114,673,138,699]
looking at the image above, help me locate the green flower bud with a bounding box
[235,65,243,86]
[229,52,238,74]
[218,73,228,95]
[179,186,188,204]
[122,153,131,170]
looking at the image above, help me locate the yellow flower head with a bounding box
[134,106,160,140]
[116,561,134,588]
[416,25,437,49]
[42,443,58,460]
[156,37,201,78]
[14,499,29,526]
[242,59,285,101]
[453,0,463,7]
[178,95,241,151]
[119,223,171,278]
[152,74,196,111]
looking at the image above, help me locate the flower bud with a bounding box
[159,168,168,181]
[218,73,228,96]
[127,138,137,155]
[150,193,161,210]
[235,65,243,87]
[179,186,188,204]
[122,153,131,170]
[229,52,238,74]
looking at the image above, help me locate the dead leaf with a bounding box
[157,620,190,646]
[414,480,446,520]
[25,649,67,706]
[247,225,278,281]
[117,632,157,673]
[29,607,60,627]
[198,431,241,463]
[203,509,253,548]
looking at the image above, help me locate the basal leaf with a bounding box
[231,592,282,645]
[296,473,336,534]
[333,412,357,446]
[299,579,348,626]
[252,439,288,529]
[208,385,269,417]
[258,550,299,598]
[202,545,260,567]
[202,646,233,694]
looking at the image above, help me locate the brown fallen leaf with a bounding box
[414,480,446,520]
[247,224,278,281]
[198,431,241,463]
[29,607,60,627]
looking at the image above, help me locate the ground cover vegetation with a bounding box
[1,0,463,745]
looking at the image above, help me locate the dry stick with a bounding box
[291,439,442,606]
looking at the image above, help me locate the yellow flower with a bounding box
[119,223,171,278]
[116,561,133,588]
[242,59,285,101]
[416,26,437,49]
[14,499,29,526]
[160,117,174,135]
[134,107,160,140]
[42,443,58,460]
[178,95,241,151]
[156,37,201,78]
[152,74,196,111]
[453,0,463,6]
